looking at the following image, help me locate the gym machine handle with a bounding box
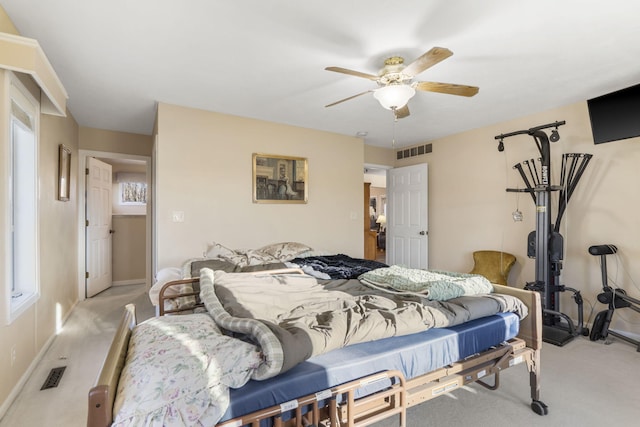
[588,244,617,256]
[494,120,566,141]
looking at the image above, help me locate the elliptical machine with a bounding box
[495,121,591,346]
[589,244,640,351]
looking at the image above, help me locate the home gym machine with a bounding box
[588,244,640,351]
[495,121,592,346]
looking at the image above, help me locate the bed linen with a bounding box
[112,314,261,427]
[199,268,528,380]
[358,265,494,300]
[287,253,387,279]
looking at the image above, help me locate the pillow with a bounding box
[148,267,182,306]
[112,314,262,426]
[218,249,280,267]
[205,242,236,259]
[258,242,313,261]
[191,259,238,277]
[243,249,280,266]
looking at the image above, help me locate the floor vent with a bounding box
[41,367,66,390]
[397,143,432,160]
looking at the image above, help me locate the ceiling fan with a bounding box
[324,47,479,119]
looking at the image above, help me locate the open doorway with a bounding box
[364,166,388,263]
[77,150,152,300]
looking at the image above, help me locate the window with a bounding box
[6,73,40,323]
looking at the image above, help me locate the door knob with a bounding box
[109,229,115,234]
[419,230,428,236]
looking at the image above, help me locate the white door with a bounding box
[386,163,428,269]
[86,157,113,297]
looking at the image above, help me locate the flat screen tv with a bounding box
[587,83,640,144]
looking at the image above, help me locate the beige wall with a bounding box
[0,73,80,412]
[155,103,364,269]
[79,127,152,156]
[112,216,146,283]
[364,144,395,166]
[0,7,18,35]
[395,101,640,335]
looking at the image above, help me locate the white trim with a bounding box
[77,150,152,300]
[112,279,145,287]
[6,71,41,325]
[0,32,68,116]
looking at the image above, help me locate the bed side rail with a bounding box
[158,268,306,316]
[492,284,542,350]
[217,369,406,427]
[87,303,136,427]
[158,278,202,316]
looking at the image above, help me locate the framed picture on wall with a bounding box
[252,153,308,203]
[58,144,71,201]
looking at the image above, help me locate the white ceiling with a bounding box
[3,0,640,148]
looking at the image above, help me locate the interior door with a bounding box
[86,157,113,297]
[386,163,428,269]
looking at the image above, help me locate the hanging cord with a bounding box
[391,113,397,149]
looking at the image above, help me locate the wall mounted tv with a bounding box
[587,83,640,144]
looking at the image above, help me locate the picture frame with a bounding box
[58,144,71,201]
[252,153,308,203]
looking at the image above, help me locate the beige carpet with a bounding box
[1,284,638,427]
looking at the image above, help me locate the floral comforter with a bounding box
[112,314,262,427]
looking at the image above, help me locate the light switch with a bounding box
[172,211,185,222]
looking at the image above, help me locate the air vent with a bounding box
[41,366,66,390]
[397,143,432,160]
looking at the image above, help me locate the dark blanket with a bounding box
[289,254,387,279]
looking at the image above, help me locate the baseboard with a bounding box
[112,279,145,287]
[0,300,77,420]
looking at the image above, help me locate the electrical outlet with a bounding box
[10,345,16,366]
[172,211,185,222]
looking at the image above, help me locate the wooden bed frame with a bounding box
[87,283,545,427]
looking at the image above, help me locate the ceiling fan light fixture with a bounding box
[373,84,416,110]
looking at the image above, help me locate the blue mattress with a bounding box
[221,312,520,421]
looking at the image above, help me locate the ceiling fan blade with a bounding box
[325,66,379,81]
[325,90,373,107]
[414,81,479,97]
[394,105,410,119]
[402,47,453,77]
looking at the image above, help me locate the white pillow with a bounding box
[258,242,313,261]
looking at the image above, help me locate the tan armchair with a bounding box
[469,250,516,286]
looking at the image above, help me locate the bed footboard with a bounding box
[492,284,546,414]
[87,304,136,427]
[492,284,542,350]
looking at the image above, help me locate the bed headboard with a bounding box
[87,303,136,427]
[492,284,542,350]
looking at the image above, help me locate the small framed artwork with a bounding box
[58,144,71,201]
[252,153,308,203]
[120,182,147,205]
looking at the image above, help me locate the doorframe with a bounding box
[76,150,152,300]
[364,163,391,262]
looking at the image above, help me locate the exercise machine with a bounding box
[589,244,640,351]
[495,121,592,346]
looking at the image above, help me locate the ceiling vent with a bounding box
[396,143,432,160]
